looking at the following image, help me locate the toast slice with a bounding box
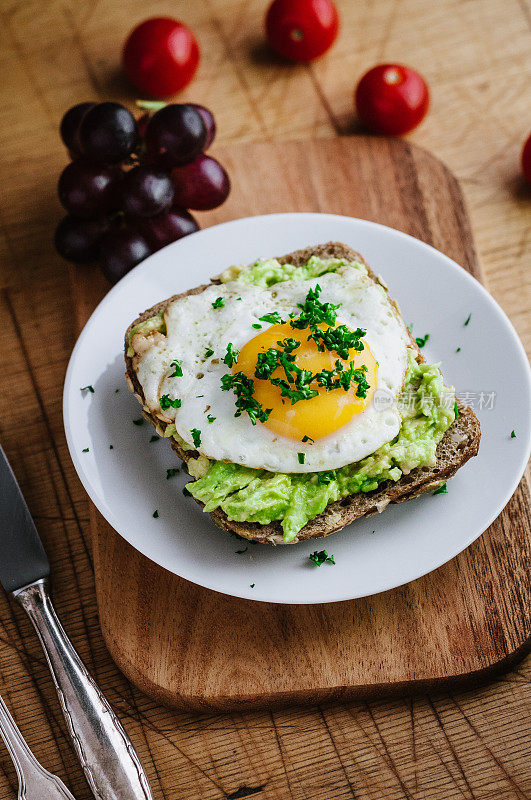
[125,242,481,544]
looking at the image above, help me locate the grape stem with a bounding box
[135,99,167,112]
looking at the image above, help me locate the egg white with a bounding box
[135,266,411,473]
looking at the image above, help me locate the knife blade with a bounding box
[0,451,49,592]
[0,446,153,800]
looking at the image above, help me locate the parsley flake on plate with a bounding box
[204,347,214,358]
[433,483,448,495]
[309,550,335,566]
[207,414,216,424]
[415,333,430,348]
[160,395,182,410]
[166,468,179,479]
[80,385,94,394]
[152,510,159,518]
[191,428,202,447]
[212,297,225,309]
[252,323,262,329]
[464,314,471,326]
[510,430,517,438]
[250,583,255,588]
[109,445,114,450]
[297,452,305,464]
[169,359,183,377]
[456,347,461,352]
[82,447,89,453]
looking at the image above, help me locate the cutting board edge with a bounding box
[98,615,531,711]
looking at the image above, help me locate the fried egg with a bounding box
[134,265,411,473]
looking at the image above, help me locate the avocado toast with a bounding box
[125,242,481,544]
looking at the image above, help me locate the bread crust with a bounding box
[124,242,481,544]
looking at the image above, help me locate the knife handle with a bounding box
[13,579,153,800]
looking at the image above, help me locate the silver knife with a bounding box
[0,446,153,800]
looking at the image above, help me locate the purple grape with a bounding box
[138,209,199,251]
[58,160,122,218]
[121,166,174,218]
[54,215,111,263]
[79,102,138,164]
[145,104,207,168]
[171,155,230,210]
[60,102,96,155]
[188,104,216,149]
[100,226,152,283]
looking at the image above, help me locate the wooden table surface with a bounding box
[0,1,529,798]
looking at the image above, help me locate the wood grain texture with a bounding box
[0,0,530,797]
[87,137,530,710]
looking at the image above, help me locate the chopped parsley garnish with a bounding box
[259,311,284,324]
[290,285,339,330]
[250,583,255,588]
[169,359,183,377]
[252,323,262,329]
[309,550,335,566]
[207,414,216,424]
[182,486,191,496]
[415,333,430,348]
[454,401,459,419]
[236,547,248,554]
[109,445,114,450]
[317,470,336,485]
[204,347,214,358]
[456,347,461,353]
[297,452,305,464]
[81,385,94,393]
[159,395,182,410]
[302,435,314,443]
[212,297,225,309]
[166,468,179,479]
[191,428,202,447]
[150,435,159,442]
[133,418,144,426]
[433,483,448,495]
[221,372,272,424]
[223,342,240,368]
[152,510,159,518]
[82,447,89,453]
[309,324,366,360]
[510,430,516,439]
[464,314,471,326]
[115,388,119,393]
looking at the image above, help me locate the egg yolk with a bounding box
[237,322,377,441]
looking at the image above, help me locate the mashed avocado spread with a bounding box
[133,256,455,542]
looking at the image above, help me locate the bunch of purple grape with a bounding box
[55,101,230,283]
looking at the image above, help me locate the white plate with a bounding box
[64,213,531,604]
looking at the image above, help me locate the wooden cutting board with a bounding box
[71,137,530,712]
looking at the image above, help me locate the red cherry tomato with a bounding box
[522,133,531,183]
[266,0,339,62]
[355,64,429,136]
[122,17,199,97]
